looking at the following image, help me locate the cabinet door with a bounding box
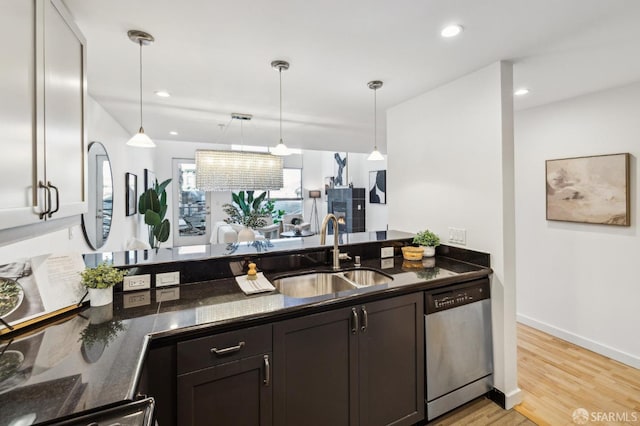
[0,0,43,229]
[177,353,272,426]
[40,0,87,218]
[358,293,424,426]
[273,307,359,426]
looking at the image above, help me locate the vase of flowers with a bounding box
[80,263,127,307]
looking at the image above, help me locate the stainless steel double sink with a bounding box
[272,268,393,298]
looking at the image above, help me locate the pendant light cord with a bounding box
[139,40,143,129]
[373,86,377,150]
[279,68,283,143]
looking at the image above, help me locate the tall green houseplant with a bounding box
[138,178,172,251]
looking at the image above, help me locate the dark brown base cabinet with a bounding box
[176,325,273,426]
[177,354,272,426]
[273,293,424,426]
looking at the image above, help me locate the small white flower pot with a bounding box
[238,226,256,243]
[88,287,113,307]
[89,303,114,324]
[421,245,436,258]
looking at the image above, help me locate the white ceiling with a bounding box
[64,0,640,153]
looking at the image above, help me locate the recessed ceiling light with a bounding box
[169,131,178,136]
[514,88,530,96]
[441,24,463,38]
[155,90,171,98]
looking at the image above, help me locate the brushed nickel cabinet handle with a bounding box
[48,181,60,217]
[38,181,51,219]
[361,306,368,332]
[263,355,270,386]
[351,307,359,334]
[210,341,245,356]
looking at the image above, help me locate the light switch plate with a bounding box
[123,274,151,291]
[380,258,394,269]
[123,290,150,308]
[448,227,467,245]
[156,271,180,287]
[381,247,394,258]
[156,287,180,302]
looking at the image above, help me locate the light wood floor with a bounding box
[516,322,640,425]
[428,397,535,425]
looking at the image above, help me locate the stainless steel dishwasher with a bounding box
[425,278,493,420]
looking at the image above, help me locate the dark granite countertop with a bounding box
[0,254,489,425]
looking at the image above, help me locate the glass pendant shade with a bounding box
[271,140,290,156]
[195,150,284,191]
[367,148,384,161]
[127,127,155,148]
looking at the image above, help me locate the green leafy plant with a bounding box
[79,320,126,348]
[413,229,440,247]
[138,178,172,250]
[80,263,127,289]
[222,191,275,228]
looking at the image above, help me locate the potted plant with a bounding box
[80,263,127,307]
[413,229,440,257]
[138,178,172,251]
[222,191,278,241]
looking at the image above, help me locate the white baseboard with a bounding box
[517,314,640,369]
[505,387,523,410]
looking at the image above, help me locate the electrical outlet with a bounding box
[123,290,150,308]
[123,274,151,291]
[381,247,394,258]
[156,271,180,287]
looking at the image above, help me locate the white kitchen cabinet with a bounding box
[0,0,86,231]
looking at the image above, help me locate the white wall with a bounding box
[387,62,520,407]
[0,96,153,262]
[515,82,640,368]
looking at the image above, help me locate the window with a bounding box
[270,168,303,215]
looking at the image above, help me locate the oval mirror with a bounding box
[82,142,114,250]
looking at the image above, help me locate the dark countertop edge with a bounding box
[145,266,492,345]
[127,334,151,400]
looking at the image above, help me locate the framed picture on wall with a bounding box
[144,168,156,191]
[125,172,137,216]
[333,152,348,187]
[369,170,387,204]
[546,153,630,226]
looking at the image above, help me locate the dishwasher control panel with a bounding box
[425,278,490,314]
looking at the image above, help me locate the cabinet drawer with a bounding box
[177,324,272,374]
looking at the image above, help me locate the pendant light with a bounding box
[127,30,155,148]
[367,80,384,161]
[271,60,291,156]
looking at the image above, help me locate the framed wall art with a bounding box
[369,170,387,204]
[144,168,156,191]
[546,153,630,226]
[125,172,137,217]
[333,152,348,187]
